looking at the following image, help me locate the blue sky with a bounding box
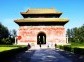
[0,0,84,31]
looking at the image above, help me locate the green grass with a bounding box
[71,42,84,48]
[0,45,26,47]
[0,47,18,52]
[0,45,27,52]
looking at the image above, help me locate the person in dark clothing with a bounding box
[55,43,57,49]
[39,42,41,48]
[27,43,31,49]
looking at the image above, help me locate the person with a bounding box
[39,42,41,48]
[55,43,57,49]
[27,43,31,49]
[47,45,49,48]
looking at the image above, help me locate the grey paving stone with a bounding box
[10,48,83,62]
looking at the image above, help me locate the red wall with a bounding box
[17,26,66,45]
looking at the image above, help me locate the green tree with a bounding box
[0,23,9,38]
[67,29,71,42]
[67,24,84,43]
[0,22,10,44]
[0,22,17,44]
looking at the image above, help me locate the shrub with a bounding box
[64,45,71,52]
[58,44,84,56]
[74,48,84,55]
[59,45,64,49]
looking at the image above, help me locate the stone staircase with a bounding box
[31,44,55,50]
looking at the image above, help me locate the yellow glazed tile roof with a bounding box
[21,8,62,14]
[15,18,69,22]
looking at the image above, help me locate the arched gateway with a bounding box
[37,32,46,44]
[14,8,69,48]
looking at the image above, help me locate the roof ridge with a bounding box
[26,8,56,13]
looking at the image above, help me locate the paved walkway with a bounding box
[10,48,83,62]
[30,49,71,62]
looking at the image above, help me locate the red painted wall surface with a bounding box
[17,26,66,45]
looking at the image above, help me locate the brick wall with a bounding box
[17,26,67,46]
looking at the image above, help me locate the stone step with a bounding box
[30,45,55,50]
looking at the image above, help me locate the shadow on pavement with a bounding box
[54,48,84,62]
[10,49,36,62]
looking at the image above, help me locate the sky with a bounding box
[0,0,84,31]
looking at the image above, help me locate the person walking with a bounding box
[39,42,41,48]
[55,43,57,49]
[27,43,31,50]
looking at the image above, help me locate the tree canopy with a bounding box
[67,24,84,43]
[0,23,9,38]
[0,22,16,44]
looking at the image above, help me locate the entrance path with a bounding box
[11,48,83,62]
[30,49,71,62]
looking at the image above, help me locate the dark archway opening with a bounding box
[37,32,46,44]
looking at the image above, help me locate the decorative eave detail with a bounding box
[14,18,69,23]
[21,12,62,14]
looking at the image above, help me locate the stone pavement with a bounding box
[10,48,83,62]
[30,49,71,62]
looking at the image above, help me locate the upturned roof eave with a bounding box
[14,18,69,23]
[20,12,62,15]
